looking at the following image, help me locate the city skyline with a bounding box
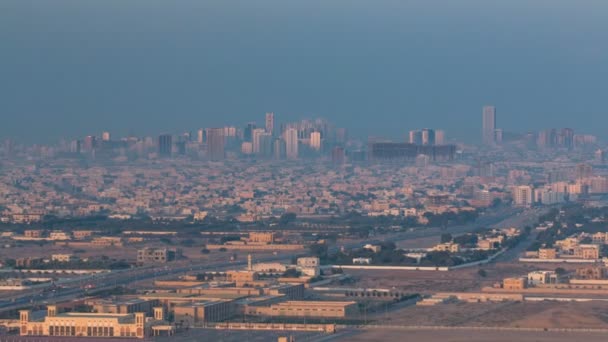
[2,1,608,143]
[3,2,608,341]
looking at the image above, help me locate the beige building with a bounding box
[538,248,557,259]
[51,254,77,263]
[91,236,123,247]
[88,299,158,315]
[73,230,95,240]
[575,245,600,260]
[248,301,357,318]
[24,230,43,238]
[576,266,607,280]
[432,243,460,253]
[247,232,275,244]
[226,270,259,286]
[173,300,232,325]
[19,306,150,338]
[503,277,527,290]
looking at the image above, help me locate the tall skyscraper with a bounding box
[259,133,273,157]
[197,129,204,144]
[421,128,435,146]
[158,134,173,158]
[101,131,110,141]
[265,112,274,136]
[310,131,321,151]
[561,128,574,149]
[435,130,445,145]
[83,135,96,152]
[331,146,345,165]
[206,128,225,161]
[252,128,266,154]
[482,106,496,146]
[284,128,298,159]
[409,130,422,145]
[244,122,256,142]
[274,138,285,160]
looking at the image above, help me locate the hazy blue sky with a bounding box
[1,0,607,143]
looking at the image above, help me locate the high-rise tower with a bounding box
[482,106,496,146]
[265,112,274,136]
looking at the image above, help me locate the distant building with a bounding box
[574,244,600,260]
[158,134,172,158]
[265,112,274,135]
[527,271,558,286]
[51,254,77,263]
[206,128,225,161]
[352,257,371,264]
[244,122,256,142]
[310,131,322,151]
[409,130,422,145]
[512,185,534,207]
[102,131,111,141]
[538,248,557,259]
[274,138,286,159]
[247,301,357,318]
[576,267,606,280]
[435,130,445,145]
[173,301,232,325]
[503,277,527,290]
[19,306,150,339]
[369,143,455,162]
[482,105,496,146]
[284,128,298,159]
[252,128,266,154]
[137,247,182,265]
[247,232,275,244]
[421,128,435,146]
[432,242,460,253]
[331,146,345,165]
[88,299,158,315]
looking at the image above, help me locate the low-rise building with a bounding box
[352,258,371,265]
[432,243,460,253]
[538,248,557,259]
[19,306,152,339]
[49,231,70,240]
[51,254,78,263]
[574,244,600,260]
[247,232,275,244]
[576,266,606,280]
[503,277,527,290]
[73,230,95,240]
[24,230,43,238]
[173,300,232,325]
[88,299,158,315]
[527,271,559,286]
[248,301,357,318]
[91,236,123,247]
[226,270,259,286]
[137,247,182,265]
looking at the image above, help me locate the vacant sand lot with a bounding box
[342,328,608,342]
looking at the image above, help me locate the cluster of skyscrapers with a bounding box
[154,113,345,161]
[408,128,445,146]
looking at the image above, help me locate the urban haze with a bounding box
[1,1,608,342]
